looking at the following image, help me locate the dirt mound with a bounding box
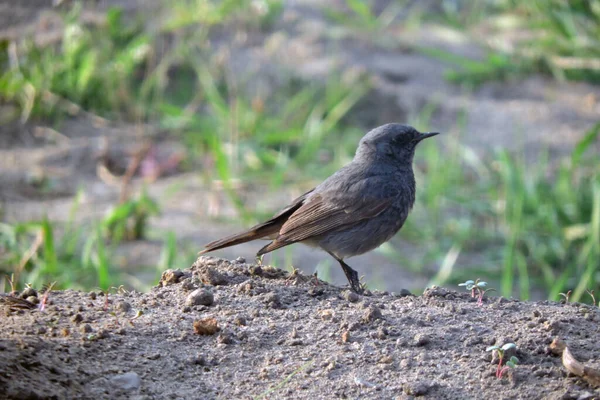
[1,257,599,399]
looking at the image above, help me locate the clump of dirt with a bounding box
[1,256,599,399]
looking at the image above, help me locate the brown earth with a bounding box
[1,257,600,399]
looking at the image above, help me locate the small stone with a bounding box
[234,316,247,326]
[96,329,109,340]
[414,333,431,346]
[423,286,448,298]
[234,257,246,264]
[110,372,141,391]
[89,292,97,300]
[81,324,93,334]
[21,287,37,298]
[160,269,185,286]
[344,291,359,303]
[26,296,39,305]
[181,280,195,291]
[193,318,220,335]
[61,328,70,337]
[71,314,83,324]
[308,287,324,297]
[290,327,299,339]
[263,292,282,309]
[341,330,350,343]
[320,309,334,320]
[217,331,234,345]
[186,289,214,307]
[116,301,132,313]
[199,267,228,286]
[376,327,388,339]
[189,354,207,366]
[379,355,394,364]
[361,306,383,323]
[403,381,430,396]
[37,326,47,335]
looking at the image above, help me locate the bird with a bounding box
[199,123,439,293]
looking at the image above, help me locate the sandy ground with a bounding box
[1,257,600,399]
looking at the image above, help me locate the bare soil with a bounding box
[1,257,600,399]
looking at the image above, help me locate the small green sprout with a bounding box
[459,279,495,306]
[129,310,144,326]
[559,290,572,303]
[486,343,518,379]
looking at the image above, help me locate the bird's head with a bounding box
[355,123,439,165]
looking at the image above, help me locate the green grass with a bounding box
[0,189,166,291]
[427,1,600,86]
[398,121,600,302]
[1,1,599,303]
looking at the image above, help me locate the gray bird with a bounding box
[199,123,439,293]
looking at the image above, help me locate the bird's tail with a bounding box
[198,188,314,256]
[198,225,278,255]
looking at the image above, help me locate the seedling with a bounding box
[559,290,572,303]
[586,290,596,306]
[5,274,16,294]
[39,282,57,312]
[486,343,518,379]
[96,285,130,312]
[129,310,144,326]
[459,279,495,306]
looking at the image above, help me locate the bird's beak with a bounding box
[414,132,440,143]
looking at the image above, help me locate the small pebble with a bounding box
[414,333,431,346]
[21,287,37,298]
[110,372,141,391]
[308,287,324,297]
[71,314,83,324]
[344,291,359,303]
[404,382,430,396]
[81,324,93,334]
[160,269,185,286]
[361,306,383,323]
[116,301,132,313]
[186,289,214,307]
[217,331,234,345]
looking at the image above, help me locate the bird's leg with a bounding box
[327,252,363,294]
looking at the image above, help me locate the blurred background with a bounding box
[0,0,598,302]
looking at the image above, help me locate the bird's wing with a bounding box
[257,192,393,255]
[199,188,314,254]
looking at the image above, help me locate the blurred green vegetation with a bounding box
[426,0,600,86]
[0,1,599,302]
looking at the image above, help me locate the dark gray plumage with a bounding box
[199,123,439,293]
